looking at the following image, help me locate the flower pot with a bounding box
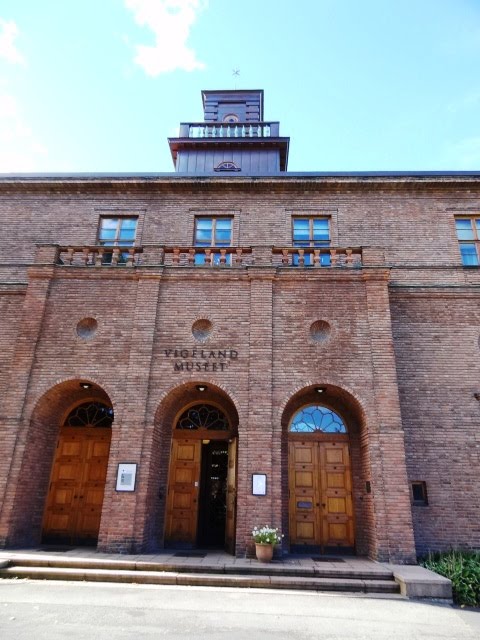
[255,542,274,563]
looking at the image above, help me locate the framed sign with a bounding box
[116,463,137,492]
[252,473,267,496]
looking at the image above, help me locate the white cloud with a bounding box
[125,0,206,75]
[0,93,47,172]
[0,19,25,65]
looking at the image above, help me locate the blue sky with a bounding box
[1,0,479,173]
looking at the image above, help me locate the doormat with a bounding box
[312,557,345,562]
[173,552,206,558]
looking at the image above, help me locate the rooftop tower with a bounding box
[168,89,289,174]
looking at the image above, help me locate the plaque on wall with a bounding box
[252,473,267,496]
[116,463,137,492]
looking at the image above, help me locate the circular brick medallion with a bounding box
[192,319,213,342]
[310,320,331,343]
[76,317,98,340]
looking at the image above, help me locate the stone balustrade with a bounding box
[57,246,143,267]
[46,245,362,269]
[272,247,362,267]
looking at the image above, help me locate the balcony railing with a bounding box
[178,122,280,139]
[163,247,253,267]
[272,247,362,267]
[49,245,362,269]
[57,246,143,267]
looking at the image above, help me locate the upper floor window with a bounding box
[98,217,137,263]
[292,217,330,266]
[194,217,232,265]
[195,217,232,247]
[456,217,480,266]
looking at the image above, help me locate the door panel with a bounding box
[225,438,237,553]
[165,438,201,545]
[289,439,354,550]
[43,427,111,544]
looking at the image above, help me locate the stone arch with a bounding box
[142,381,239,550]
[280,383,371,555]
[7,378,113,547]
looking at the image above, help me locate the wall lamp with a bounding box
[80,382,92,390]
[196,385,207,392]
[315,386,327,394]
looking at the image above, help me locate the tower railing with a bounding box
[178,122,280,139]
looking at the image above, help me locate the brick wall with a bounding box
[0,176,479,560]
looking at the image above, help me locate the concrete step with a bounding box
[0,564,400,593]
[0,554,395,581]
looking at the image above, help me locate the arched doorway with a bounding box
[165,402,238,551]
[288,404,354,553]
[42,400,113,545]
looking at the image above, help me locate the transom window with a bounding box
[65,402,114,428]
[455,217,480,266]
[194,217,232,265]
[98,217,137,263]
[176,404,229,431]
[292,217,330,266]
[289,405,347,433]
[214,161,241,172]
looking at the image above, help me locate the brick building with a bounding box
[0,89,479,563]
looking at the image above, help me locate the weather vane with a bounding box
[232,68,240,89]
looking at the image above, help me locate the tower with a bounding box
[168,89,289,174]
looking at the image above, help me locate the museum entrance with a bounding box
[288,404,355,553]
[42,402,113,545]
[165,403,237,552]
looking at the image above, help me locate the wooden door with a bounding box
[43,427,111,544]
[225,438,237,553]
[289,439,354,550]
[165,438,201,545]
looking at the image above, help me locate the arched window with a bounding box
[289,405,346,433]
[214,161,241,172]
[176,404,229,431]
[65,402,114,428]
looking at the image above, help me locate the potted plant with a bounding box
[252,525,282,562]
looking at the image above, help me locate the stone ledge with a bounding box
[386,564,452,600]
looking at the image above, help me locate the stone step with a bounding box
[0,565,400,593]
[1,554,395,581]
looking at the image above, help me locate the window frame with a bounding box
[455,216,480,266]
[291,216,331,248]
[193,216,233,248]
[97,216,138,248]
[291,216,331,266]
[97,216,138,264]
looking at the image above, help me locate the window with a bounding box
[214,161,241,172]
[456,217,480,266]
[98,217,137,263]
[289,405,347,433]
[411,481,428,506]
[292,217,330,266]
[194,217,232,265]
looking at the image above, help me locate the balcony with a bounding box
[178,121,280,139]
[163,247,253,267]
[46,245,362,269]
[272,247,362,268]
[56,245,143,267]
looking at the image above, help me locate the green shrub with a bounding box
[420,550,480,607]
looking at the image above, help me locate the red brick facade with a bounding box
[0,175,479,563]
